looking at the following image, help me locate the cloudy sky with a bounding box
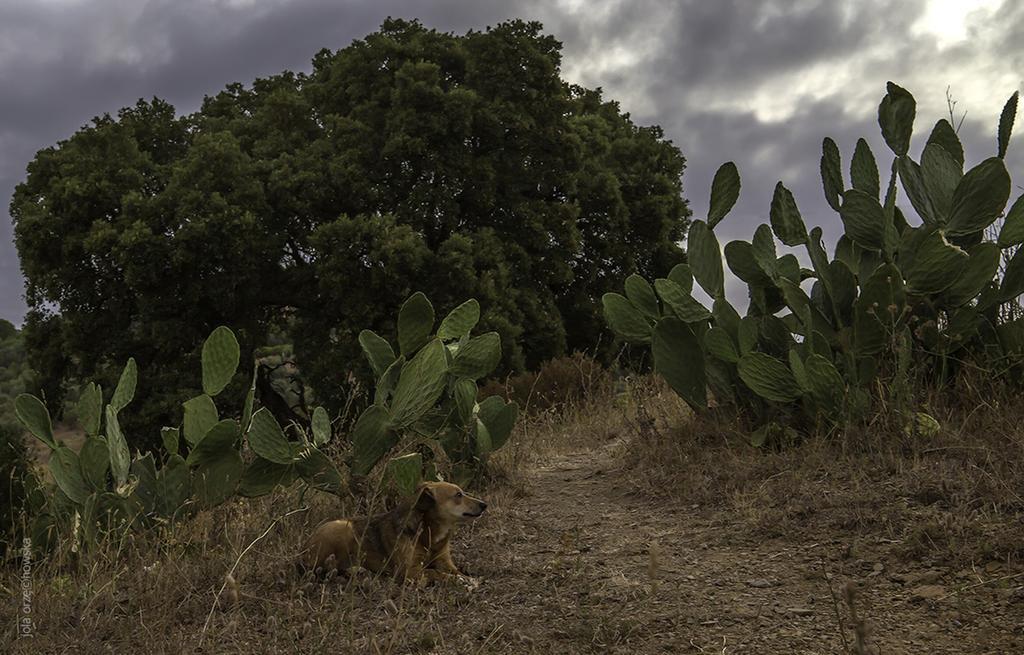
[2,0,1022,323]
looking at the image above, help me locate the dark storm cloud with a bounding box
[2,0,1022,322]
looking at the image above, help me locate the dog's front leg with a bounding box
[393,558,429,587]
[428,543,461,576]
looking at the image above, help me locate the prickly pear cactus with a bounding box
[604,83,1024,443]
[352,293,519,480]
[14,325,348,552]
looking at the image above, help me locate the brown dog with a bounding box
[298,481,487,583]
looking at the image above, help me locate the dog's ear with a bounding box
[414,483,435,511]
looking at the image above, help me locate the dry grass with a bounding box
[616,375,1024,570]
[4,374,1024,653]
[0,383,628,654]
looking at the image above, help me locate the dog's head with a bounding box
[414,481,487,523]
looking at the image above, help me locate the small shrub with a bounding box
[480,352,612,413]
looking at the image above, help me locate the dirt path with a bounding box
[457,437,1024,654]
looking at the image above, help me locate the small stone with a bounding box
[746,578,774,588]
[909,585,946,602]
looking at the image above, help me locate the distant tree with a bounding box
[11,19,689,443]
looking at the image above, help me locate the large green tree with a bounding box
[11,19,690,439]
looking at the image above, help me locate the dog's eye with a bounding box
[455,492,463,500]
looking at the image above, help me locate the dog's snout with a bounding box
[479,501,488,512]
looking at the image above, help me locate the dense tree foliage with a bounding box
[0,319,34,426]
[11,19,690,440]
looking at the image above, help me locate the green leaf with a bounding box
[397,292,435,357]
[738,317,759,354]
[737,353,802,403]
[906,230,969,295]
[193,450,243,508]
[777,279,835,343]
[624,274,661,320]
[246,409,293,465]
[998,194,1024,248]
[473,418,493,457]
[704,327,739,363]
[712,297,741,342]
[161,427,180,456]
[437,299,481,341]
[602,293,652,344]
[769,182,807,246]
[654,278,711,323]
[851,138,880,199]
[839,189,886,250]
[131,452,158,514]
[820,137,844,212]
[182,394,218,446]
[998,91,1018,159]
[854,263,905,355]
[878,81,916,156]
[946,157,1011,237]
[667,263,694,294]
[724,240,772,286]
[687,220,724,298]
[788,349,809,392]
[1001,247,1024,303]
[944,243,1000,307]
[385,453,423,496]
[295,444,345,494]
[110,357,138,412]
[477,396,518,450]
[312,406,331,446]
[751,224,779,278]
[833,235,857,270]
[238,457,295,498]
[652,317,706,411]
[185,419,240,467]
[708,161,741,228]
[805,227,831,292]
[920,142,962,222]
[926,119,964,169]
[49,446,88,504]
[105,405,130,488]
[359,330,397,379]
[155,454,191,518]
[897,155,936,225]
[15,393,55,449]
[374,355,406,406]
[76,382,103,437]
[79,436,110,491]
[201,327,239,397]
[828,260,857,318]
[392,339,448,427]
[804,354,845,414]
[350,404,395,475]
[450,332,501,380]
[453,378,477,423]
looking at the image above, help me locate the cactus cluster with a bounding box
[605,83,1024,442]
[351,293,519,486]
[16,326,344,549]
